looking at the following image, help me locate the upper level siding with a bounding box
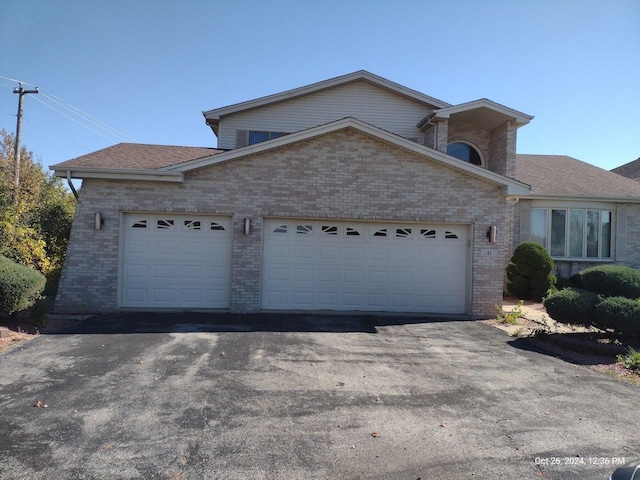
[217,81,433,149]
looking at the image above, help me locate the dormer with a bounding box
[418,99,533,179]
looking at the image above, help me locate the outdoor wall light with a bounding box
[94,212,103,231]
[243,217,251,235]
[487,225,497,243]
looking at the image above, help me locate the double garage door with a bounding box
[262,219,468,314]
[121,214,469,314]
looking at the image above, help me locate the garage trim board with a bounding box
[262,219,470,314]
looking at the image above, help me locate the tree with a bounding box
[0,129,75,278]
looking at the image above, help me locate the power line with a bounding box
[31,94,122,143]
[1,74,138,144]
[39,92,137,142]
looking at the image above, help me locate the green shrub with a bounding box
[0,255,46,315]
[506,241,556,301]
[617,347,640,371]
[543,288,599,327]
[594,296,640,337]
[579,265,640,299]
[568,273,584,288]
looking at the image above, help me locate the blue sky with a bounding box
[1,0,638,174]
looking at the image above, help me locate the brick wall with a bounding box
[56,128,511,318]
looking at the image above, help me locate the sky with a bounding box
[1,0,639,176]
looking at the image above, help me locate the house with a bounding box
[51,71,640,318]
[612,157,640,182]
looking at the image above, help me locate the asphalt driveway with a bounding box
[0,313,637,480]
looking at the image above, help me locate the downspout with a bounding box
[424,115,438,149]
[67,171,79,200]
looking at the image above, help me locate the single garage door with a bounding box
[121,213,232,308]
[262,219,468,314]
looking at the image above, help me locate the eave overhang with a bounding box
[520,193,640,204]
[418,99,533,131]
[52,167,184,183]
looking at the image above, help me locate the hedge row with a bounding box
[543,265,640,338]
[0,256,46,315]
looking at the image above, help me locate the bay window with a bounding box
[531,208,613,259]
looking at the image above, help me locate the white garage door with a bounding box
[121,213,232,308]
[262,219,469,314]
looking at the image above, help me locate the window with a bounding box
[446,142,482,166]
[249,131,287,145]
[531,208,613,259]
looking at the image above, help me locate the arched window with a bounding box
[446,142,483,166]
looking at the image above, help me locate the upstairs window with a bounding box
[531,208,613,260]
[249,131,287,145]
[446,142,482,166]
[236,130,288,147]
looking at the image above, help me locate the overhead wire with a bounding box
[0,73,138,145]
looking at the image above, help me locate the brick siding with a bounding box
[56,128,512,318]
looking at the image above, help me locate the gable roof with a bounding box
[422,99,533,130]
[516,154,640,202]
[51,118,531,196]
[165,117,530,196]
[611,157,640,180]
[202,71,451,136]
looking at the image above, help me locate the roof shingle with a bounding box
[516,154,640,199]
[51,143,223,170]
[611,157,640,181]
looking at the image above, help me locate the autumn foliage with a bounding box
[0,129,75,278]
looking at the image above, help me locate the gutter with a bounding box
[53,167,184,183]
[521,194,640,204]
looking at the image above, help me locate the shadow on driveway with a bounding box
[49,311,463,335]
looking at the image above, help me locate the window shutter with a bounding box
[616,208,627,262]
[236,130,249,148]
[519,203,531,244]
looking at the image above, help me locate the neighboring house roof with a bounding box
[202,70,451,136]
[611,157,640,180]
[516,154,640,202]
[51,118,531,196]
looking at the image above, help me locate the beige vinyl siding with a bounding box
[218,82,433,149]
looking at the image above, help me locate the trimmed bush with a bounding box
[543,287,599,327]
[595,296,640,337]
[0,255,46,315]
[579,265,640,300]
[568,273,584,289]
[506,241,556,301]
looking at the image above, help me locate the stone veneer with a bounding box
[55,128,512,318]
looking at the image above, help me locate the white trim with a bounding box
[432,98,533,126]
[163,117,531,196]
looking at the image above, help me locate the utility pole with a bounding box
[13,82,39,203]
